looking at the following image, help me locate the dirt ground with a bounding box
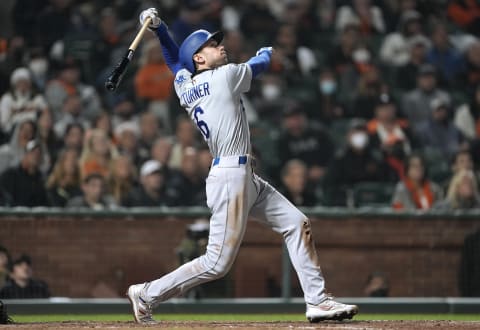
[1,320,480,329]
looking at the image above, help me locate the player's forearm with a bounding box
[154,22,181,74]
[246,52,271,78]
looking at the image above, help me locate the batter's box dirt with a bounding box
[1,320,480,329]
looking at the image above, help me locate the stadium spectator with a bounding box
[401,64,451,132]
[0,246,12,290]
[114,121,140,166]
[335,0,385,35]
[434,169,480,210]
[150,136,173,172]
[167,147,206,206]
[451,149,475,175]
[169,116,199,170]
[46,148,81,207]
[310,68,346,124]
[447,0,480,37]
[0,36,28,94]
[277,103,334,183]
[137,111,161,166]
[396,35,431,91]
[323,119,392,205]
[53,93,90,137]
[121,160,173,207]
[392,153,443,211]
[379,10,425,67]
[91,111,113,140]
[110,94,138,130]
[459,228,480,296]
[45,59,101,121]
[239,0,277,44]
[364,272,389,297]
[36,108,59,174]
[108,154,137,205]
[27,50,49,90]
[0,67,47,135]
[367,94,413,180]
[61,122,84,153]
[415,96,466,159]
[170,0,216,44]
[66,172,116,210]
[270,24,317,81]
[0,118,36,174]
[0,140,49,207]
[327,23,359,77]
[426,23,465,87]
[134,39,174,102]
[79,129,118,180]
[279,159,317,207]
[458,40,480,95]
[350,65,389,119]
[456,86,480,143]
[0,254,50,299]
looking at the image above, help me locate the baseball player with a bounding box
[127,8,359,324]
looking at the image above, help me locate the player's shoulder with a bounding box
[174,69,191,86]
[217,63,251,74]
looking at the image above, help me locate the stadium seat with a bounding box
[352,182,395,207]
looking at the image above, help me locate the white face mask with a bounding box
[352,48,371,63]
[350,132,369,149]
[28,58,48,77]
[262,84,281,101]
[319,80,337,95]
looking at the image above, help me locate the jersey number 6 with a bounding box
[193,106,210,139]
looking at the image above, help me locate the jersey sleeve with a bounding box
[224,63,252,95]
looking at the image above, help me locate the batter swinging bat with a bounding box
[105,16,152,92]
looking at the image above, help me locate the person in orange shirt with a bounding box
[135,39,174,132]
[391,153,443,211]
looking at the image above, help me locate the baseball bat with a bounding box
[105,16,152,92]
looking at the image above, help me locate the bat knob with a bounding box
[105,79,116,92]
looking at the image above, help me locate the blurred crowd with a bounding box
[0,0,479,211]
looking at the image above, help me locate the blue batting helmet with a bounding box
[179,29,224,73]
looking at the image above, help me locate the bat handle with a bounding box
[129,16,152,51]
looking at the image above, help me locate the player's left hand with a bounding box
[139,8,162,30]
[256,47,273,57]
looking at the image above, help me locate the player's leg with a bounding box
[127,166,256,323]
[249,174,358,322]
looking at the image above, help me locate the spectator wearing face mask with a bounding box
[311,69,346,124]
[323,119,392,205]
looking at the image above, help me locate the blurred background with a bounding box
[0,0,479,302]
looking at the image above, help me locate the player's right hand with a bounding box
[139,8,161,30]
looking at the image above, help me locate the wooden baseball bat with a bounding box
[105,16,152,92]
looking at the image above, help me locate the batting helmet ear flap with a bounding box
[179,30,224,73]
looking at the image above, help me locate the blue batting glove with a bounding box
[256,47,273,57]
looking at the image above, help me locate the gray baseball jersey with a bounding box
[174,64,252,158]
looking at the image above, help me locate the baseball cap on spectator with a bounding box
[25,139,40,153]
[349,118,367,130]
[114,121,139,138]
[400,10,421,24]
[407,35,431,50]
[10,67,31,86]
[418,64,436,76]
[430,96,450,111]
[282,102,304,117]
[140,160,164,177]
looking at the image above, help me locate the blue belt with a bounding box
[212,155,248,166]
